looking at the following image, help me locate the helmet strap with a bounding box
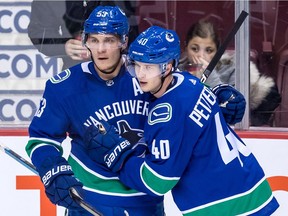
[151,66,173,96]
[151,77,164,95]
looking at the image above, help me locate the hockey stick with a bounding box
[200,10,249,83]
[0,144,38,174]
[0,144,103,216]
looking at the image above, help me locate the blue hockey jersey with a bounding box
[26,61,163,208]
[119,72,279,215]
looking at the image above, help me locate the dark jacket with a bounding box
[28,0,139,70]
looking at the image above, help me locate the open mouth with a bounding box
[139,80,147,85]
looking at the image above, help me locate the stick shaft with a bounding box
[0,145,38,174]
[0,144,102,216]
[200,10,249,83]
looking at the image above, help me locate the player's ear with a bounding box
[121,36,128,51]
[165,63,173,76]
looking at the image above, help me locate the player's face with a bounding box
[86,34,125,75]
[134,61,162,93]
[186,36,217,64]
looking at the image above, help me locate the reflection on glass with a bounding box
[0,0,287,129]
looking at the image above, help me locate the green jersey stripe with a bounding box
[183,178,273,216]
[141,162,179,195]
[26,139,63,157]
[68,154,143,196]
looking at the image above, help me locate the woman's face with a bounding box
[186,36,217,64]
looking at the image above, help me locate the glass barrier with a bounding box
[0,0,287,130]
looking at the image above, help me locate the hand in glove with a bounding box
[212,84,246,125]
[84,121,147,172]
[37,156,83,210]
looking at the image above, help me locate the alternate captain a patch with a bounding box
[148,103,172,125]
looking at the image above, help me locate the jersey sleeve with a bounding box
[26,78,70,164]
[119,83,211,196]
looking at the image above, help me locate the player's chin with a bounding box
[139,82,150,92]
[96,64,114,73]
[95,58,112,66]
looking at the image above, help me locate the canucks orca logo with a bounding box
[117,120,143,144]
[50,69,71,84]
[148,103,172,125]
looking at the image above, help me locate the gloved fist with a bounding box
[84,121,123,165]
[84,121,147,172]
[212,84,246,125]
[37,156,83,210]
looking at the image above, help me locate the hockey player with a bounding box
[86,26,279,215]
[25,6,164,216]
[26,5,246,216]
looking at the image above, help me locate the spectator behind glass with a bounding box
[179,20,281,126]
[28,0,139,70]
[178,20,223,88]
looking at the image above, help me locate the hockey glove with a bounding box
[212,84,246,125]
[37,156,83,210]
[84,121,147,172]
